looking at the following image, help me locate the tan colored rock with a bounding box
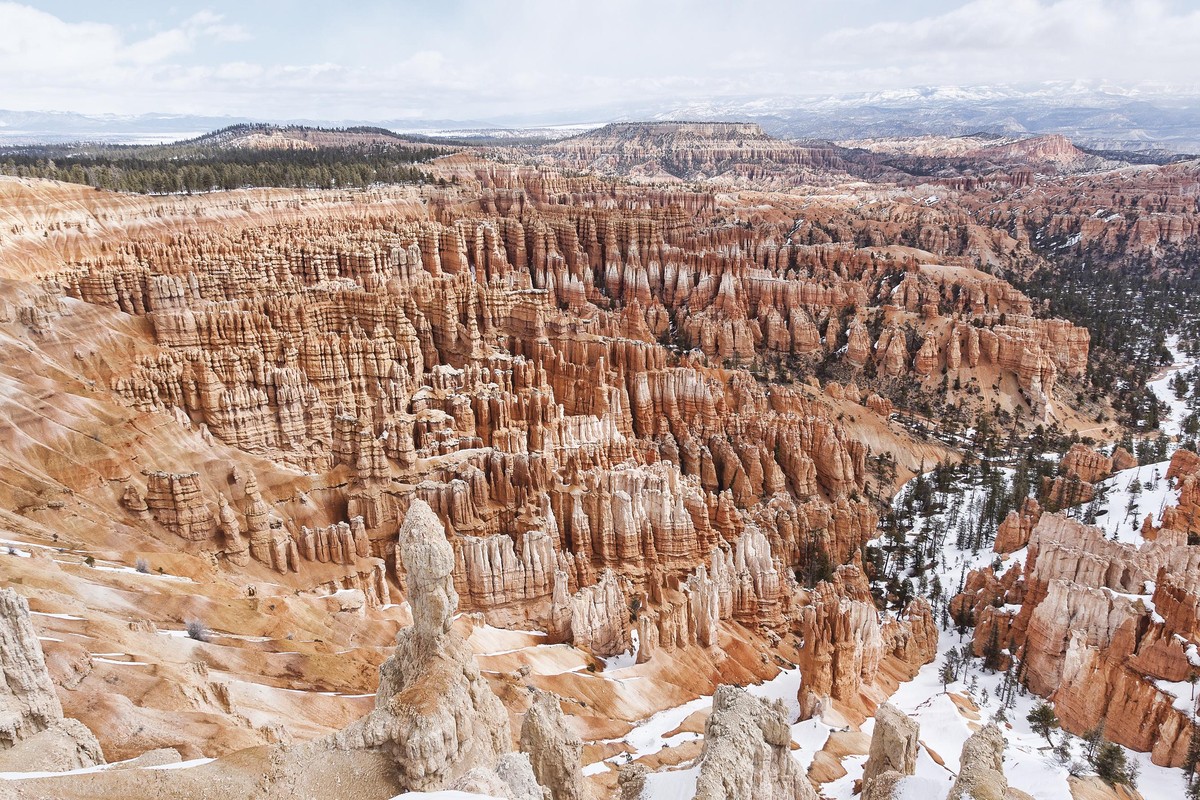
[1111,447,1137,473]
[617,763,648,800]
[0,589,105,773]
[797,567,936,719]
[947,723,1008,800]
[914,331,939,375]
[862,771,905,800]
[451,753,546,800]
[878,328,910,378]
[216,496,250,566]
[566,570,630,659]
[693,685,817,800]
[846,319,872,368]
[1060,443,1112,484]
[330,500,511,789]
[862,702,920,793]
[955,511,1200,767]
[994,498,1041,554]
[519,690,588,800]
[144,471,215,541]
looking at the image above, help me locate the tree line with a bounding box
[0,142,445,194]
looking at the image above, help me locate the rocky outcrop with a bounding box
[1161,448,1200,539]
[329,500,514,789]
[143,471,215,541]
[1059,444,1113,484]
[617,763,647,800]
[450,753,546,800]
[564,570,631,659]
[216,496,250,565]
[693,685,817,800]
[796,565,937,718]
[862,702,919,799]
[0,589,105,772]
[1111,447,1138,473]
[1042,443,1115,510]
[994,498,1041,553]
[519,690,588,800]
[947,723,1008,800]
[953,511,1200,767]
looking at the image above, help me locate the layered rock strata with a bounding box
[953,504,1200,767]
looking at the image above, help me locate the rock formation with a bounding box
[796,565,938,718]
[519,690,588,800]
[0,589,105,772]
[693,685,817,800]
[330,500,513,789]
[143,471,215,541]
[617,763,647,800]
[450,753,546,800]
[994,498,1042,553]
[1059,443,1113,484]
[1162,448,1200,539]
[947,723,1008,800]
[861,702,920,799]
[953,508,1200,767]
[0,123,1156,799]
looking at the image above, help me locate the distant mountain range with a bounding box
[647,83,1200,153]
[2,82,1198,152]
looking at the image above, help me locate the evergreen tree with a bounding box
[1027,701,1060,743]
[1091,741,1136,787]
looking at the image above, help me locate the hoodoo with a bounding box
[1,14,1198,798]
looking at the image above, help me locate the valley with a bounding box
[0,120,1197,800]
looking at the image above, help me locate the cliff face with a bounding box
[954,502,1200,768]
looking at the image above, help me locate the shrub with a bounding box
[185,619,210,642]
[135,557,150,574]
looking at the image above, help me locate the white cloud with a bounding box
[0,1,1195,120]
[817,0,1200,88]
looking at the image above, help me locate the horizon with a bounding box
[2,1,1198,123]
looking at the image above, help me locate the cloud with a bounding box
[817,0,1200,88]
[182,10,250,43]
[0,1,1196,120]
[0,3,248,71]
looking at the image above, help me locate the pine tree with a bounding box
[982,623,1004,672]
[1027,701,1060,743]
[1092,741,1136,787]
[939,660,956,693]
[1186,721,1200,787]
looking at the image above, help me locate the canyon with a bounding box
[0,121,1195,800]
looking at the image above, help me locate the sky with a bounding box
[1,0,1198,122]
